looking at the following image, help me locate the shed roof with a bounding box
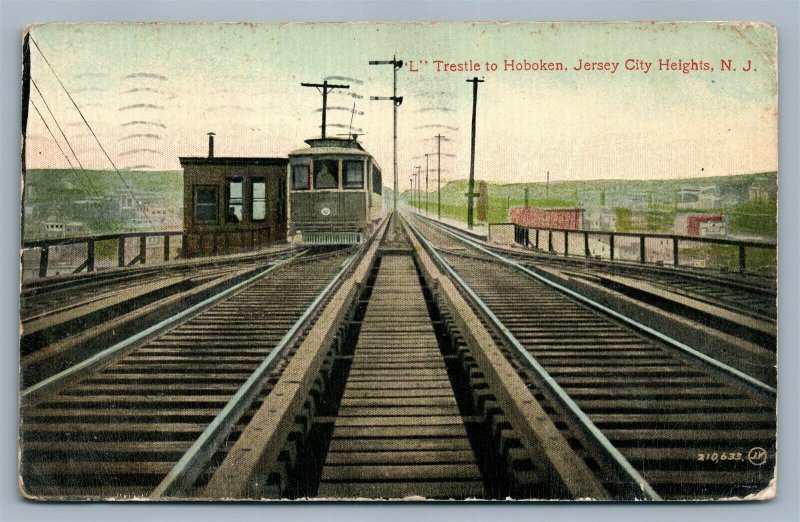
[179,157,288,167]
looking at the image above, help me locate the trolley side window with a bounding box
[194,186,218,223]
[226,178,243,223]
[292,164,310,190]
[343,160,364,189]
[313,159,339,190]
[372,166,382,195]
[252,177,266,222]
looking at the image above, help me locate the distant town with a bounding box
[407,171,777,241]
[23,169,776,243]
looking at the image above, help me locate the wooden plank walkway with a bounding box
[317,254,485,499]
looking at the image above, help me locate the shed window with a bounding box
[292,164,310,190]
[343,160,364,189]
[314,159,339,190]
[194,186,218,223]
[252,177,266,222]
[226,178,243,223]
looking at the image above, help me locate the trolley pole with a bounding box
[369,57,404,217]
[466,77,484,230]
[301,80,350,138]
[425,154,429,215]
[435,133,444,220]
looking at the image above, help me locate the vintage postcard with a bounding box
[19,21,777,501]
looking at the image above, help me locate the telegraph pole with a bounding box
[546,170,550,198]
[369,57,404,216]
[21,32,31,237]
[425,154,429,215]
[300,80,350,138]
[524,187,530,208]
[435,133,444,220]
[466,77,484,230]
[414,165,421,210]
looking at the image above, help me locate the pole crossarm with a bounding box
[301,80,350,138]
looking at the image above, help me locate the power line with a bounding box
[29,99,117,230]
[31,79,97,189]
[30,80,119,229]
[29,35,157,231]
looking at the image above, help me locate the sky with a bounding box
[24,22,777,189]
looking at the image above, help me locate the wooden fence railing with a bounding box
[22,231,183,278]
[488,222,776,274]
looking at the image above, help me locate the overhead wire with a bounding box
[31,79,102,194]
[29,35,158,231]
[29,97,117,231]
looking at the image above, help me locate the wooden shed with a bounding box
[180,134,288,257]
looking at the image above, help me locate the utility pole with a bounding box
[524,187,530,208]
[466,77,484,230]
[21,32,31,237]
[546,170,550,198]
[300,80,349,138]
[425,153,429,215]
[409,176,414,206]
[435,133,444,220]
[414,165,421,210]
[369,57,404,216]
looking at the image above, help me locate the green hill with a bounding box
[406,172,777,238]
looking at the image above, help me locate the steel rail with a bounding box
[20,250,308,402]
[404,215,661,500]
[152,248,362,497]
[406,210,775,295]
[416,215,777,398]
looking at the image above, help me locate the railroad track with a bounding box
[312,224,485,499]
[202,216,613,500]
[19,245,357,498]
[20,249,315,389]
[427,216,776,321]
[407,214,776,500]
[20,245,301,322]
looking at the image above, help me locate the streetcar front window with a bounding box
[292,164,310,190]
[314,159,339,189]
[343,160,364,189]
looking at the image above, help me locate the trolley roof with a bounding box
[288,137,373,159]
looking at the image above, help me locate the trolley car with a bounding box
[288,136,384,244]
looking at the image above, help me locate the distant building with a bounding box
[674,212,726,237]
[697,186,722,208]
[42,221,86,238]
[577,191,603,208]
[65,222,86,236]
[43,222,65,237]
[510,207,583,230]
[748,179,777,203]
[679,185,722,209]
[679,187,700,206]
[606,190,649,210]
[582,207,617,231]
[699,219,728,238]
